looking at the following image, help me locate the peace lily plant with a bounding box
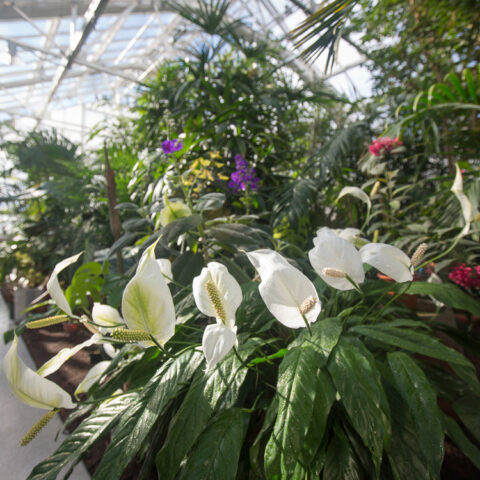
[2,169,480,480]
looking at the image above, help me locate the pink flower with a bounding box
[449,263,480,289]
[368,137,402,157]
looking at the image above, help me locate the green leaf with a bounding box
[171,251,204,286]
[388,352,444,478]
[445,72,468,101]
[155,341,255,480]
[328,338,390,474]
[324,424,362,480]
[161,214,202,243]
[250,397,278,477]
[401,281,480,317]
[179,409,249,479]
[442,412,480,470]
[382,366,431,480]
[26,393,139,480]
[452,395,480,443]
[463,68,478,104]
[300,369,336,469]
[209,223,272,249]
[293,317,343,362]
[92,350,203,480]
[350,324,472,367]
[264,345,318,478]
[196,192,226,211]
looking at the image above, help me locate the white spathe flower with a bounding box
[246,250,321,329]
[193,262,242,369]
[159,197,191,227]
[1,336,75,410]
[122,241,176,347]
[92,303,124,334]
[74,360,111,398]
[360,243,413,283]
[157,258,173,283]
[192,262,242,330]
[309,228,365,291]
[451,164,472,236]
[46,252,83,316]
[202,324,238,371]
[337,186,371,211]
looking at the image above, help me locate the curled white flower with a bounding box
[157,258,173,283]
[92,303,124,334]
[337,186,371,211]
[192,262,242,330]
[46,252,83,316]
[451,164,472,236]
[360,243,413,283]
[246,249,321,329]
[1,336,75,410]
[193,262,242,369]
[309,228,365,291]
[122,241,176,347]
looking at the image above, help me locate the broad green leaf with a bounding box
[92,350,203,480]
[250,397,278,477]
[161,214,202,244]
[210,223,271,249]
[350,324,472,367]
[328,338,390,474]
[463,68,478,104]
[442,412,480,470]
[293,317,342,362]
[452,395,480,443]
[382,368,430,480]
[300,369,336,469]
[388,352,444,478]
[399,281,480,316]
[155,342,255,480]
[264,345,318,478]
[323,424,362,480]
[179,409,249,479]
[26,393,139,480]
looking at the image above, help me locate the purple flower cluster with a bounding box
[162,139,183,154]
[228,155,260,193]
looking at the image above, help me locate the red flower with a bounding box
[368,137,402,157]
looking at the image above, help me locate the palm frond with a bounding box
[290,0,359,68]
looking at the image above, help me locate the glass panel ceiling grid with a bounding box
[0,0,369,145]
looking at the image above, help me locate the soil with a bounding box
[21,319,480,480]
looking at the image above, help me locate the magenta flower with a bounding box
[449,263,480,289]
[228,155,260,193]
[162,139,183,154]
[368,137,402,157]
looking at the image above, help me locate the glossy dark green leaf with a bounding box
[350,324,472,367]
[388,352,444,478]
[324,425,362,480]
[442,412,480,470]
[92,350,203,480]
[26,393,139,480]
[156,341,255,480]
[293,317,343,363]
[300,369,336,469]
[382,367,431,480]
[179,409,249,479]
[264,345,319,478]
[452,395,480,443]
[250,397,278,477]
[397,282,480,316]
[161,214,202,243]
[171,251,204,286]
[328,338,390,474]
[209,223,271,249]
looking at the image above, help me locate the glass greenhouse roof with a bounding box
[0,0,370,145]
